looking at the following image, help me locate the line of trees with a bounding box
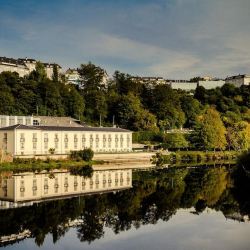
[1,62,250,151]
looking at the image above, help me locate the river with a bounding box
[0,164,249,250]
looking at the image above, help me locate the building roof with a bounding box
[226,74,250,80]
[0,124,40,131]
[0,56,28,68]
[34,116,82,127]
[0,124,131,132]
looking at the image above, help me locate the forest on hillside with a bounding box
[1,62,250,150]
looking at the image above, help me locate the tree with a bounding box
[163,133,189,150]
[116,93,158,131]
[226,121,250,151]
[180,95,202,127]
[29,61,47,82]
[52,64,59,82]
[78,62,106,90]
[191,108,227,150]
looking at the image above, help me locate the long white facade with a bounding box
[0,125,132,157]
[225,74,250,87]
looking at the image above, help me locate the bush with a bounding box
[70,148,94,162]
[133,131,164,143]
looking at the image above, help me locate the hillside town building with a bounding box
[225,74,250,87]
[65,68,81,85]
[0,56,62,79]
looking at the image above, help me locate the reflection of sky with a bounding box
[4,208,250,250]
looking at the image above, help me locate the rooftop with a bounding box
[0,124,131,132]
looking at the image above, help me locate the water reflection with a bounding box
[0,169,132,209]
[0,165,249,249]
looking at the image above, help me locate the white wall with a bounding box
[0,128,133,157]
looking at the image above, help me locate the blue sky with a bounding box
[0,0,250,79]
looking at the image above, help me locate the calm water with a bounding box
[0,165,250,250]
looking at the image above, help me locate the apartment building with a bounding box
[0,56,62,79]
[225,74,250,87]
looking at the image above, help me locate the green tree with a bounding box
[116,93,157,131]
[191,108,227,150]
[163,133,189,150]
[78,62,106,90]
[52,64,59,82]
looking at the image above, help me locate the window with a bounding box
[33,133,37,149]
[115,135,118,148]
[20,133,25,150]
[64,177,68,192]
[120,135,124,148]
[54,178,59,193]
[74,134,78,149]
[33,119,39,126]
[74,176,78,191]
[33,179,37,196]
[90,134,93,148]
[103,135,106,148]
[17,117,23,124]
[20,180,25,197]
[108,135,111,148]
[44,133,48,150]
[44,133,48,142]
[25,118,31,125]
[0,118,6,127]
[96,135,99,148]
[44,178,49,194]
[82,135,86,148]
[54,134,59,149]
[9,118,15,125]
[64,134,68,149]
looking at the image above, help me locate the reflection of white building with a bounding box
[225,74,250,87]
[0,169,132,208]
[0,56,62,79]
[0,124,132,157]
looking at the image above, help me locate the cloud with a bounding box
[0,0,249,78]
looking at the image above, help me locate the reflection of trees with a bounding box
[1,166,250,247]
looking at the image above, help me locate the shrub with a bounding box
[70,148,94,162]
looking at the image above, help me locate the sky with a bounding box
[0,0,250,79]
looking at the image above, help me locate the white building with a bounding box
[225,74,250,87]
[198,80,225,89]
[65,68,81,85]
[0,56,62,79]
[130,76,168,88]
[0,115,82,128]
[0,124,132,158]
[169,80,198,91]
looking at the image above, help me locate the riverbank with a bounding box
[151,150,238,166]
[0,158,102,173]
[93,152,156,163]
